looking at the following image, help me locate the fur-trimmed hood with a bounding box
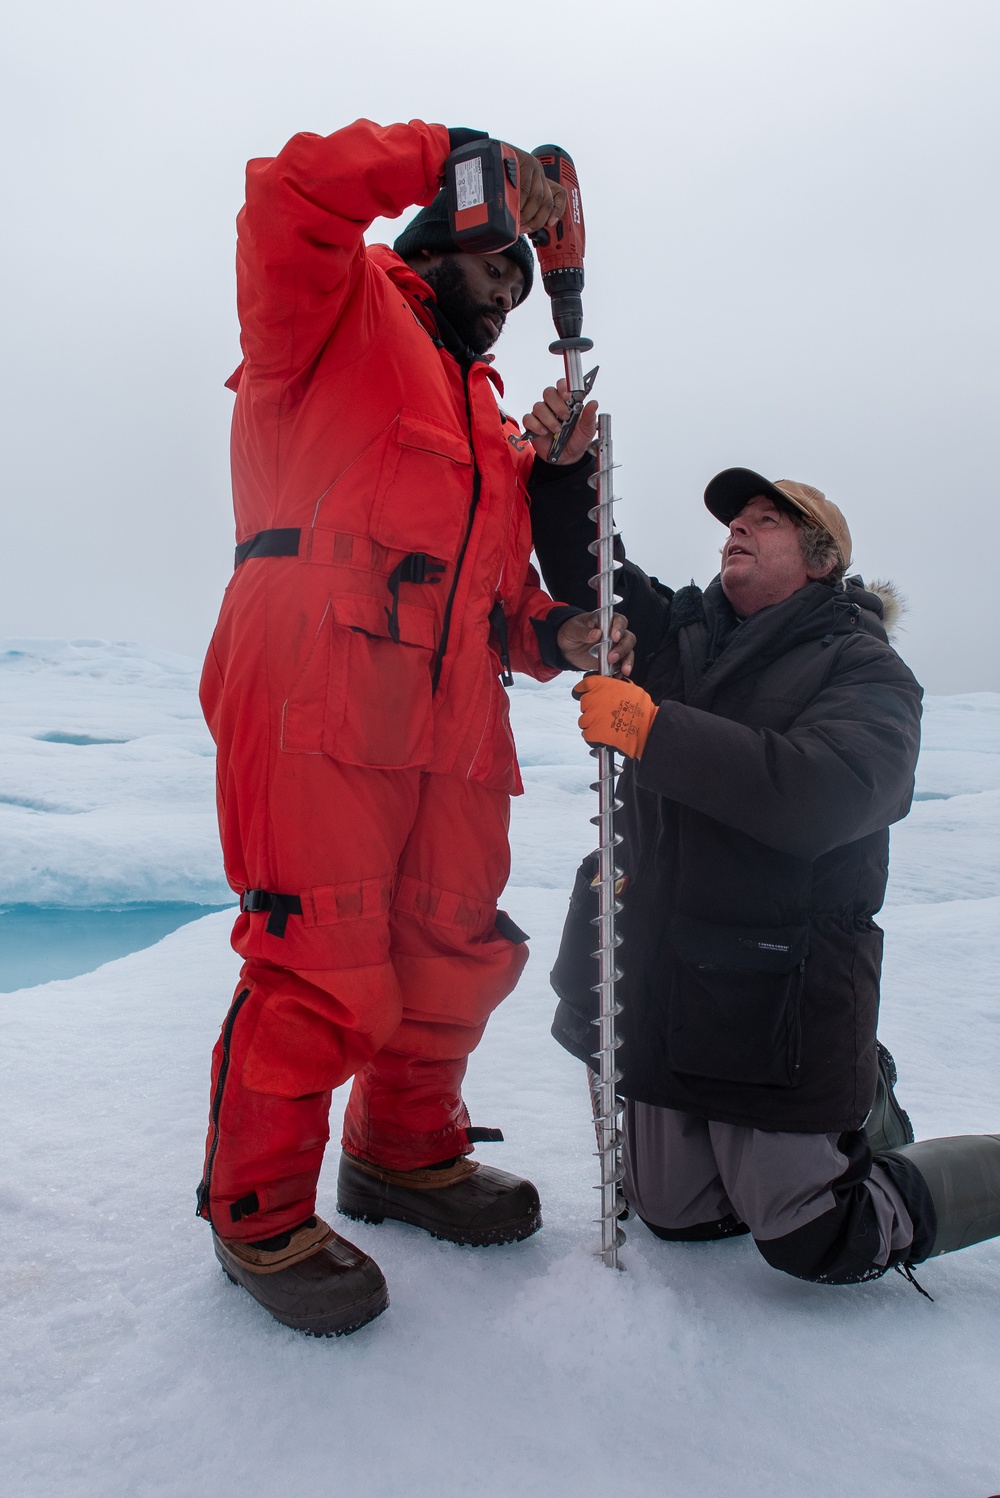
[858,578,907,639]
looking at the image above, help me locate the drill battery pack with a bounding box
[445,139,520,253]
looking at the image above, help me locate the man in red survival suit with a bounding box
[197,119,633,1337]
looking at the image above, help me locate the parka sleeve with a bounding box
[528,455,674,686]
[236,119,451,386]
[636,643,923,859]
[493,442,573,681]
[505,566,569,682]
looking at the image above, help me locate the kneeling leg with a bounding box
[713,1125,915,1284]
[622,1101,750,1243]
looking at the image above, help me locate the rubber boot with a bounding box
[337,1152,542,1246]
[213,1215,389,1336]
[864,1041,915,1155]
[880,1135,1000,1261]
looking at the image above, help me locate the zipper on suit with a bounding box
[431,371,482,695]
[488,600,514,686]
[195,986,251,1222]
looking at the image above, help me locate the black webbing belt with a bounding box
[234,529,301,569]
[241,888,303,938]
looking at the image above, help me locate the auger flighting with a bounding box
[532,148,625,1269]
[587,415,626,1269]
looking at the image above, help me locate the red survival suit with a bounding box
[197,120,569,1242]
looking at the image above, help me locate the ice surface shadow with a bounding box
[0,903,234,993]
[33,731,131,746]
[0,794,83,813]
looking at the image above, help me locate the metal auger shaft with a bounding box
[588,412,625,1269]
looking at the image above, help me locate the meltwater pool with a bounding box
[0,903,234,993]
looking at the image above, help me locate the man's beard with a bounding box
[420,257,503,356]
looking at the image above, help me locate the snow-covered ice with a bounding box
[0,640,228,907]
[2,642,999,1497]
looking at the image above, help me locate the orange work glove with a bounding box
[572,674,659,759]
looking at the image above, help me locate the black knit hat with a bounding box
[393,190,534,301]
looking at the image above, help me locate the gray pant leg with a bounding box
[622,1100,735,1230]
[708,1123,913,1266]
[866,1162,916,1264]
[708,1124,844,1240]
[624,1103,914,1276]
[623,1105,840,1239]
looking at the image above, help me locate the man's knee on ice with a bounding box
[753,1190,889,1285]
[747,1129,900,1285]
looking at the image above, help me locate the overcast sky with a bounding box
[2,0,997,692]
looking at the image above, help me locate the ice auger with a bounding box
[533,147,625,1269]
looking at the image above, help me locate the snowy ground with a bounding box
[0,640,229,907]
[2,641,999,1497]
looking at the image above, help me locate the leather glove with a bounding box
[572,675,658,760]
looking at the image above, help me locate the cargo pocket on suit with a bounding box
[281,591,436,767]
[665,914,809,1088]
[303,588,441,769]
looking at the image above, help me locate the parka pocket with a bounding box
[281,592,435,768]
[371,410,473,558]
[665,914,808,1088]
[550,853,601,1016]
[550,853,631,1020]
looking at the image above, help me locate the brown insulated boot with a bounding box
[213,1215,388,1336]
[337,1151,542,1246]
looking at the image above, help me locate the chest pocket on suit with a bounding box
[371,410,473,559]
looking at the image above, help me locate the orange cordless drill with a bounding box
[444,139,597,459]
[530,144,598,461]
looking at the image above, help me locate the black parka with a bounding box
[532,472,923,1132]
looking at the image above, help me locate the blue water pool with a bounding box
[0,903,235,993]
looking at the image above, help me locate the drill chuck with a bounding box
[541,266,585,342]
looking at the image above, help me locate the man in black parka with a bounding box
[526,421,1000,1286]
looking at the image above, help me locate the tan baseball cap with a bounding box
[704,467,852,569]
